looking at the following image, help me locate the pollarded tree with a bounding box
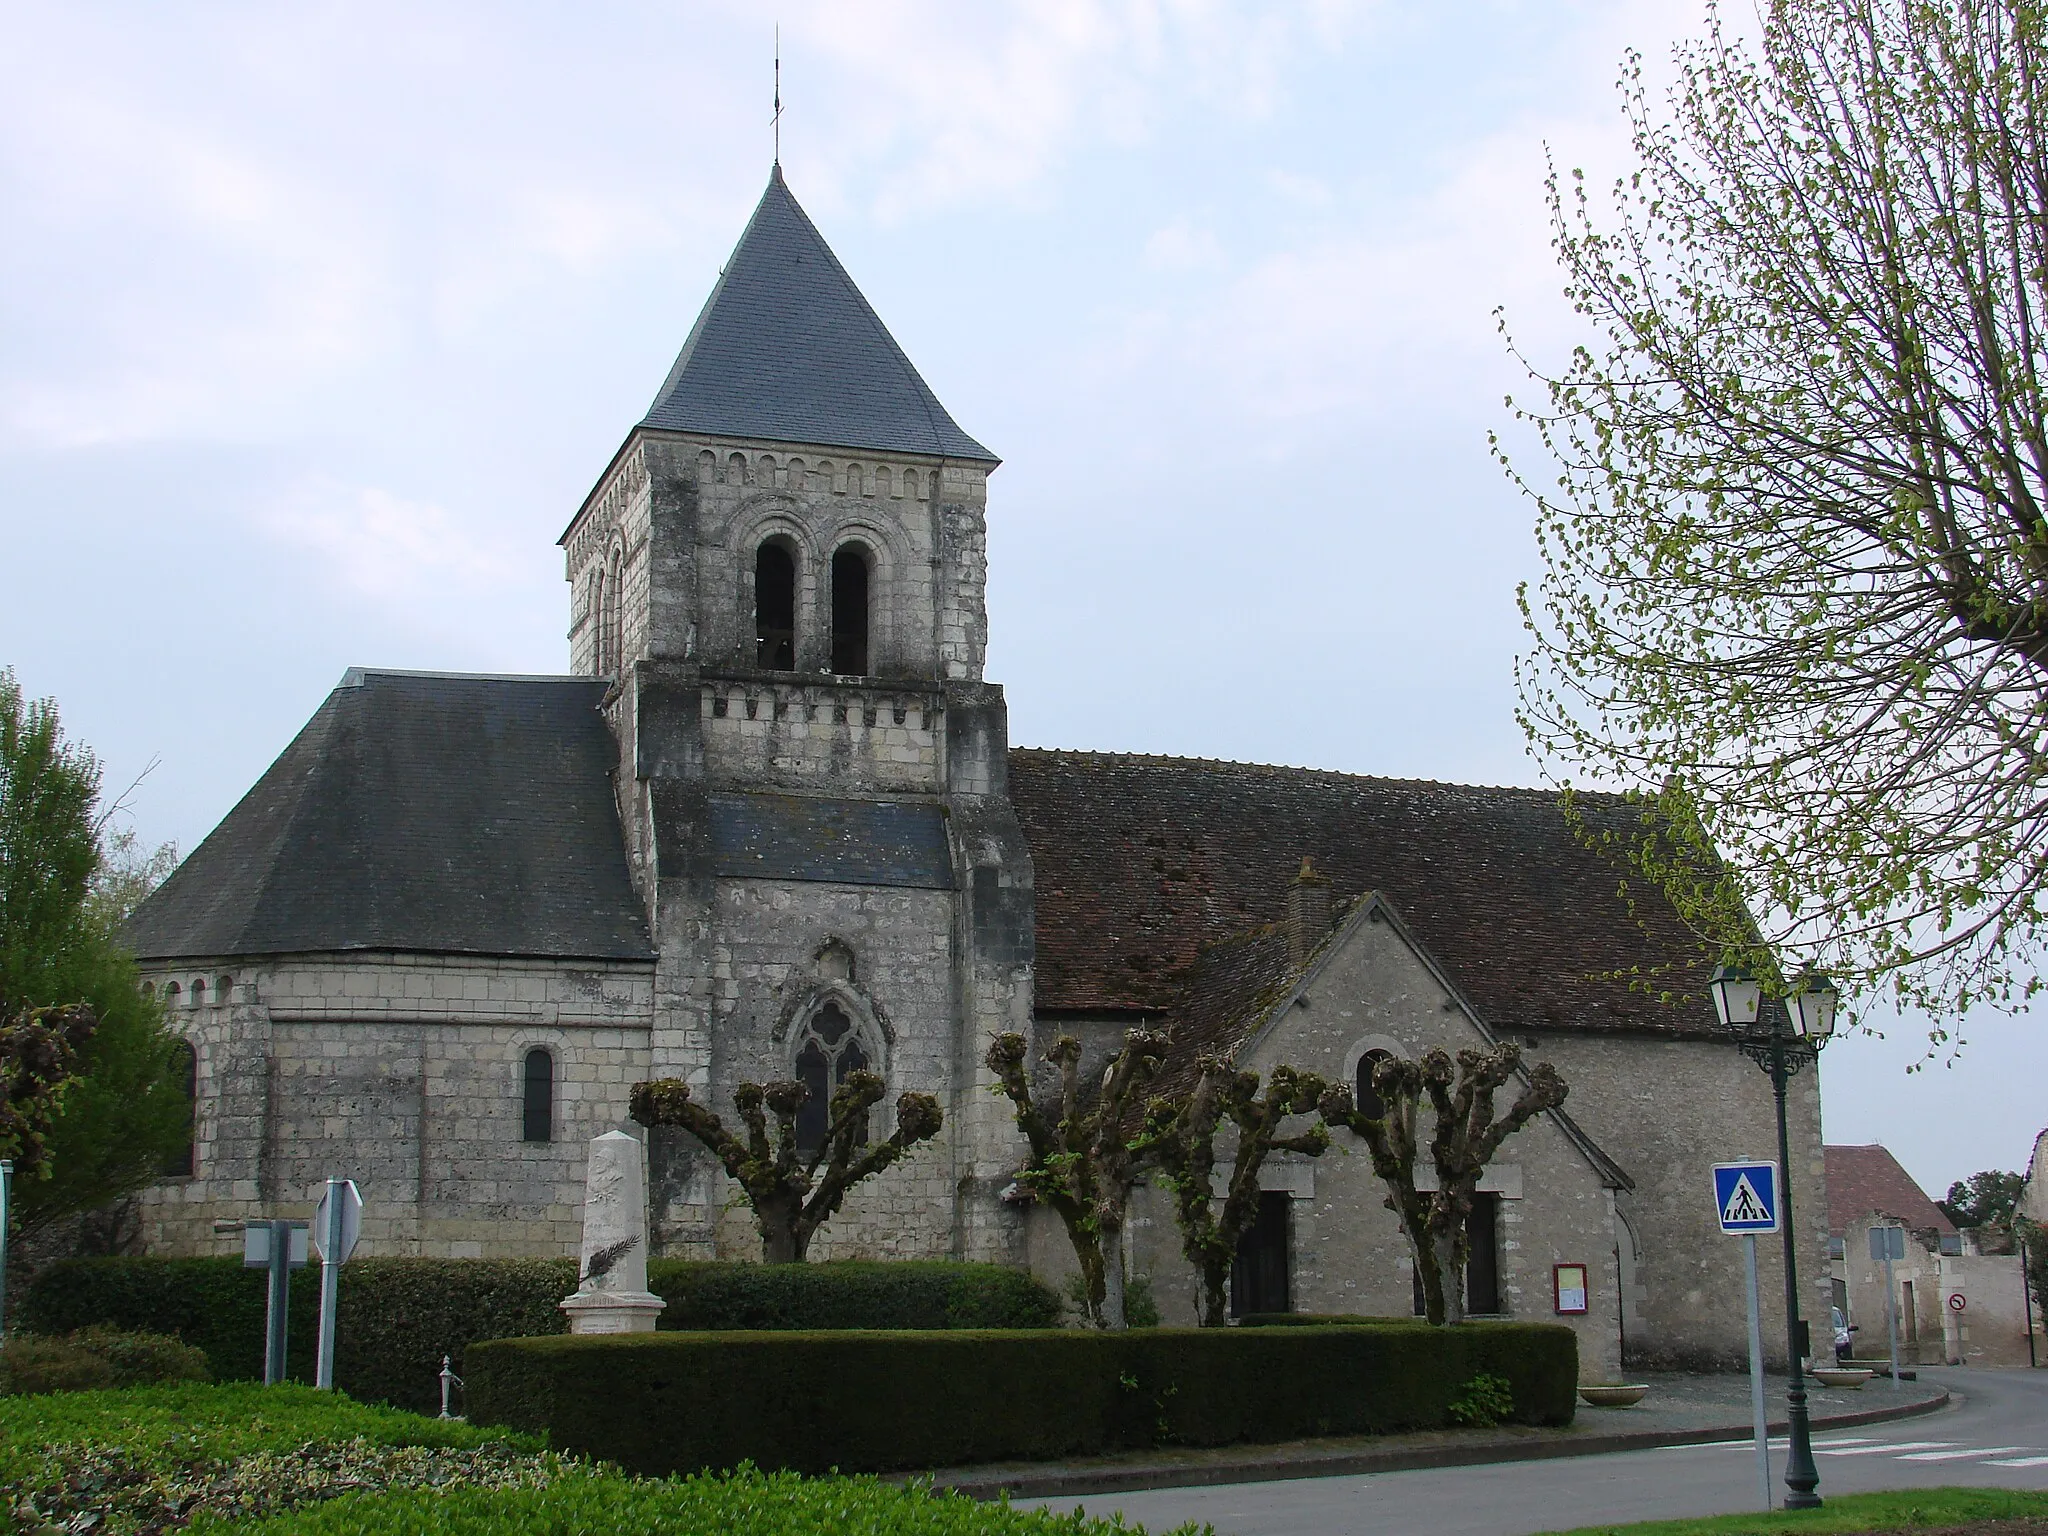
[1500,0,2048,1030]
[1319,1043,1565,1325]
[629,1073,942,1263]
[986,1028,1166,1330]
[1140,1057,1329,1326]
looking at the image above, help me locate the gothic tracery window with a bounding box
[793,1001,869,1152]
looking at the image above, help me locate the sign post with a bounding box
[311,1179,362,1390]
[1871,1224,1906,1390]
[241,1220,310,1384]
[0,1158,12,1342]
[1715,1160,1782,1512]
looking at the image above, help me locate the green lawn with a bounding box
[1541,1486,2048,1535]
[0,1382,1206,1535]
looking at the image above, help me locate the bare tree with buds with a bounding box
[985,1028,1166,1329]
[630,1072,942,1263]
[1319,1042,1566,1325]
[1141,1058,1329,1326]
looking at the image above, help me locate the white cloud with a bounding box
[257,477,528,607]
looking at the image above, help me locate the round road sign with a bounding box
[1947,1293,1967,1312]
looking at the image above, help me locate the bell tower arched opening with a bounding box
[755,540,797,670]
[831,544,871,676]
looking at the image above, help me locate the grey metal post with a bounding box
[1884,1252,1900,1389]
[1744,1233,1771,1509]
[264,1218,291,1385]
[316,1178,342,1389]
[0,1159,12,1341]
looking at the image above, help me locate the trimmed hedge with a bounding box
[1236,1313,1422,1327]
[465,1323,1579,1476]
[18,1257,1062,1415]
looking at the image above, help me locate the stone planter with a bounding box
[1811,1366,1873,1388]
[1578,1383,1650,1407]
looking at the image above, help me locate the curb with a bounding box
[918,1388,1952,1502]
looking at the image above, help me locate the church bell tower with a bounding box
[556,166,1033,1262]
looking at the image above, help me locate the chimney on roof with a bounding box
[1287,857,1334,970]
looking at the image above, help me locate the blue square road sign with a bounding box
[1713,1161,1781,1235]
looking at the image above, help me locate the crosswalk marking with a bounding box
[1988,1456,2048,1468]
[1895,1446,2033,1462]
[1810,1438,1875,1448]
[1817,1441,1957,1456]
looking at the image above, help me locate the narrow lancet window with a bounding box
[756,542,796,669]
[523,1047,554,1143]
[162,1040,197,1177]
[831,546,870,676]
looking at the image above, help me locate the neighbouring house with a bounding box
[123,163,1829,1375]
[1827,1144,2035,1367]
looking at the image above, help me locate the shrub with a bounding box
[649,1260,1062,1332]
[0,1325,210,1395]
[466,1322,1579,1477]
[1447,1371,1515,1427]
[20,1257,1064,1414]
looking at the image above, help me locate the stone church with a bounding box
[127,166,1828,1375]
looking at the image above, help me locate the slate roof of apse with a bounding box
[1824,1144,1958,1239]
[1006,749,1722,1036]
[125,670,653,963]
[640,166,997,464]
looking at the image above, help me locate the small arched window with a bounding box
[522,1047,554,1143]
[162,1040,196,1177]
[831,546,870,676]
[756,541,797,670]
[1356,1049,1395,1121]
[794,1002,870,1152]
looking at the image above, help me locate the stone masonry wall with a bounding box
[1527,1029,1830,1372]
[135,954,654,1259]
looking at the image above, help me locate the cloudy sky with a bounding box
[2,0,2031,1200]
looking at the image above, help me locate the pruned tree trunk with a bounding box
[986,1028,1166,1329]
[1320,1042,1564,1325]
[631,1072,942,1262]
[1141,1057,1329,1326]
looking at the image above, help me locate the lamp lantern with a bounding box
[1708,962,1763,1031]
[1789,969,1839,1044]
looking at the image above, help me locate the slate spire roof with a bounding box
[641,165,997,463]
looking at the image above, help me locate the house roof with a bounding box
[1007,749,1722,1036]
[1824,1144,1957,1238]
[640,166,997,464]
[125,670,653,964]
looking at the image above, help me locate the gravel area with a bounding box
[1571,1369,1948,1434]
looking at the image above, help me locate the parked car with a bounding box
[1832,1306,1860,1362]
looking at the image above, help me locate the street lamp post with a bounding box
[1709,961,1838,1512]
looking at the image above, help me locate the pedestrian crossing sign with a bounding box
[1712,1161,1781,1234]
